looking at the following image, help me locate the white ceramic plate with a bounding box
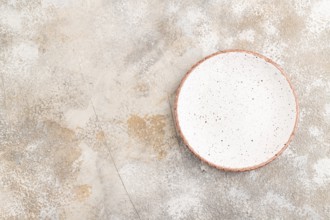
[175,50,298,171]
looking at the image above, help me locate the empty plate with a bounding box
[175,50,298,171]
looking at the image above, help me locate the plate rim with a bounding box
[174,49,299,172]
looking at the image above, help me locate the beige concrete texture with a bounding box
[0,0,329,219]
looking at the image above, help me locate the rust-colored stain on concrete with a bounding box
[74,184,92,202]
[127,114,168,159]
[96,130,106,142]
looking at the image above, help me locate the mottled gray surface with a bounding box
[0,0,330,219]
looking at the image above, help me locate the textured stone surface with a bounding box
[0,0,329,219]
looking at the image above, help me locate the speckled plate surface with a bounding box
[175,50,299,172]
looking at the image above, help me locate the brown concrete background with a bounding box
[0,0,329,219]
